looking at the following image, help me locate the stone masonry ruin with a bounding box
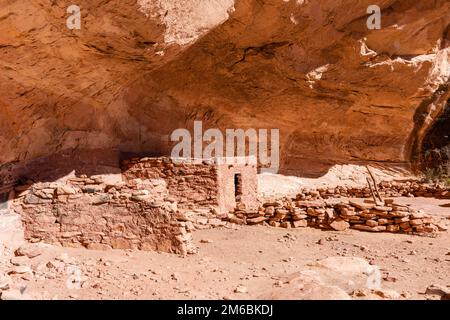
[1,152,449,256]
[121,157,259,214]
[6,157,259,254]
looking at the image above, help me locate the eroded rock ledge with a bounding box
[0,0,449,181]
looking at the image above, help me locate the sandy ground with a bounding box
[2,197,449,300]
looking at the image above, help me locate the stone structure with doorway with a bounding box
[8,156,258,254]
[122,156,259,214]
[215,157,259,213]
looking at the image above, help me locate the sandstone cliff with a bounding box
[0,0,449,186]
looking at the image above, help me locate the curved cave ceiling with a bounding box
[419,99,450,173]
[0,0,449,188]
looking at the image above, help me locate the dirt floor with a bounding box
[1,197,449,300]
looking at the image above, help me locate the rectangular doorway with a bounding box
[234,173,242,203]
[0,192,8,210]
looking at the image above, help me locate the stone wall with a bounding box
[230,181,449,235]
[299,181,450,200]
[10,154,447,253]
[229,197,447,235]
[122,157,259,213]
[11,174,197,255]
[8,156,259,254]
[216,158,259,213]
[122,157,219,210]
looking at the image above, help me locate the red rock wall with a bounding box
[1,1,449,178]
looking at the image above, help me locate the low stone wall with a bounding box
[122,157,219,210]
[11,175,197,255]
[228,197,447,235]
[307,181,450,200]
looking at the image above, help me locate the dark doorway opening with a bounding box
[0,192,9,210]
[420,101,450,177]
[234,173,242,203]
